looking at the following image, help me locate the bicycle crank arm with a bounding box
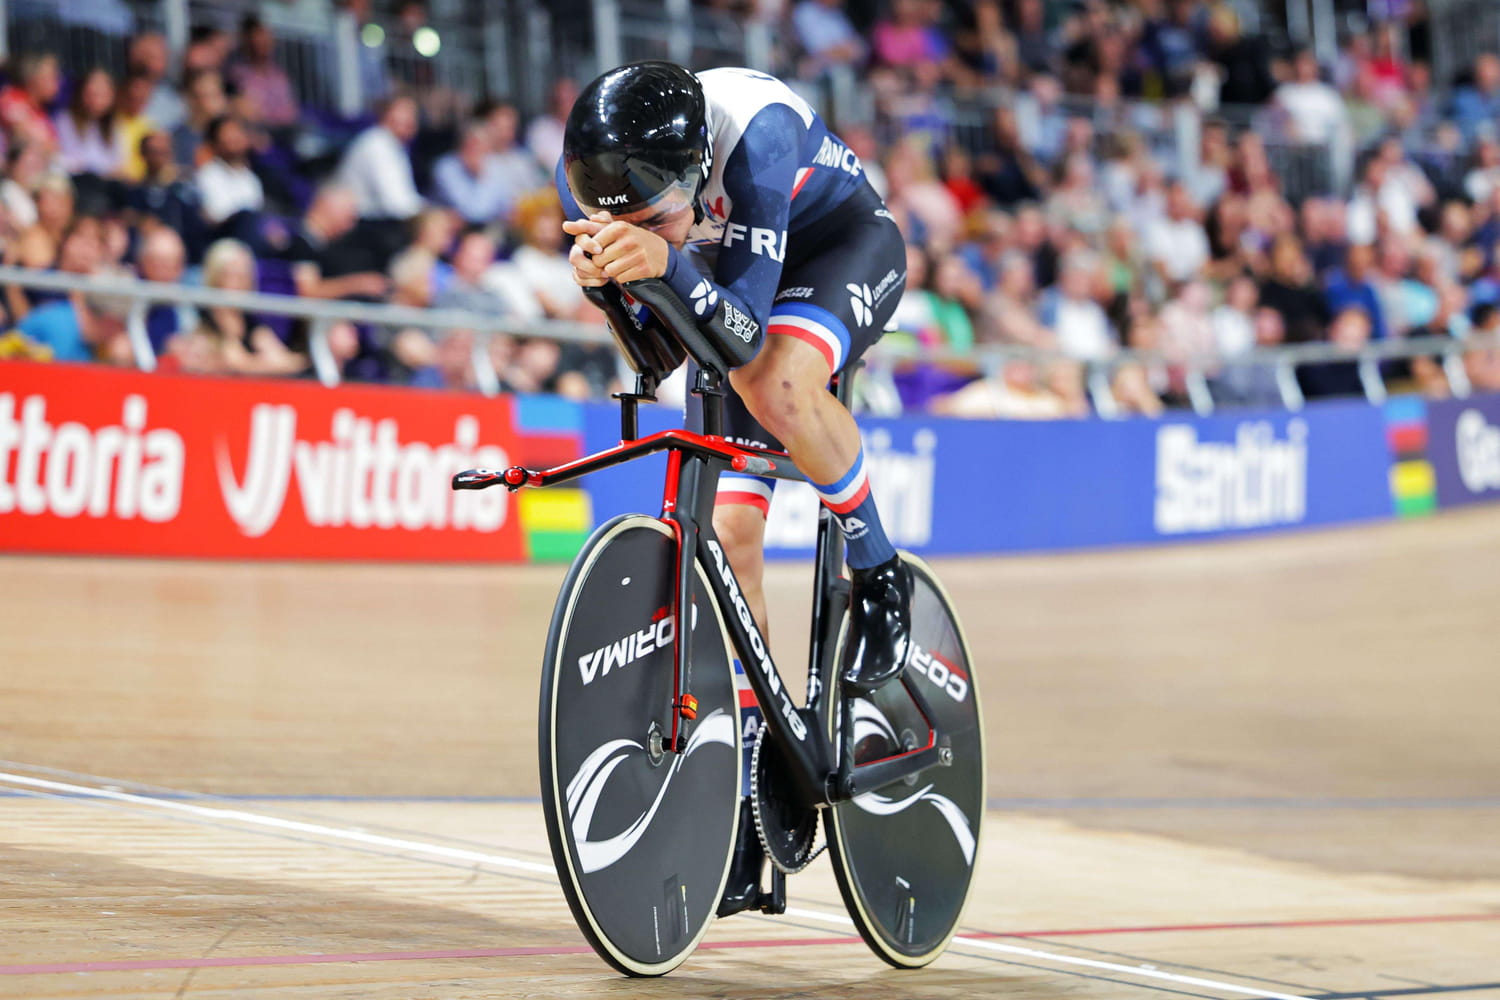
[838,742,951,800]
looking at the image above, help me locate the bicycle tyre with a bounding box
[539,514,741,976]
[824,551,986,968]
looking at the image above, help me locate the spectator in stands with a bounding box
[1275,49,1348,147]
[283,183,388,301]
[1039,250,1116,361]
[11,220,115,363]
[173,70,228,168]
[184,25,233,75]
[114,71,157,183]
[0,52,61,151]
[229,16,300,132]
[476,98,547,219]
[793,0,867,78]
[55,69,122,180]
[337,93,423,266]
[977,106,1044,207]
[135,226,195,354]
[1046,152,1107,236]
[1259,234,1329,344]
[196,115,265,241]
[432,122,512,227]
[176,238,304,376]
[1300,305,1372,398]
[931,357,1074,419]
[1451,52,1500,144]
[1208,5,1274,106]
[1146,181,1210,285]
[981,251,1050,346]
[1012,0,1054,76]
[129,33,185,132]
[130,132,206,259]
[1299,196,1348,276]
[525,78,577,173]
[1326,242,1388,342]
[488,192,584,321]
[0,140,48,230]
[434,230,511,313]
[1139,0,1199,99]
[5,173,76,310]
[1212,271,1259,358]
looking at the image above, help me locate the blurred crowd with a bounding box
[4,0,1500,420]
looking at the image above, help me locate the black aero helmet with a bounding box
[564,61,711,220]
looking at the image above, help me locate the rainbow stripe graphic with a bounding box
[513,396,593,561]
[1383,397,1436,518]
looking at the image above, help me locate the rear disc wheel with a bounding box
[824,552,986,968]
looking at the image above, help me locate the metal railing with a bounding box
[2,265,1488,418]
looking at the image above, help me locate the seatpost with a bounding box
[694,367,726,438]
[612,372,659,442]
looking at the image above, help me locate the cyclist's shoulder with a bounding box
[697,67,817,142]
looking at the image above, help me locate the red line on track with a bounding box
[980,912,1500,939]
[3,913,1497,976]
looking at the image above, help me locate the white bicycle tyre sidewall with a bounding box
[544,514,742,976]
[825,549,987,968]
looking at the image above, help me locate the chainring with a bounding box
[750,724,821,875]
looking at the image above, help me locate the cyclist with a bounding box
[558,61,911,693]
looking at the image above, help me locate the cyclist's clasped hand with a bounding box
[564,210,671,286]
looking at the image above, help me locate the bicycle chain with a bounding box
[750,723,824,875]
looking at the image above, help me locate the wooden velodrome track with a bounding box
[2,508,1499,998]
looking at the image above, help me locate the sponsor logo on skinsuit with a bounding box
[722,302,759,343]
[1154,420,1308,534]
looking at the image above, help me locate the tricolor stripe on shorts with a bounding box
[809,451,870,515]
[716,472,775,515]
[768,301,851,374]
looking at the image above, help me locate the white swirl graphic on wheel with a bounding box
[566,709,736,873]
[847,699,977,865]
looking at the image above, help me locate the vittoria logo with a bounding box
[217,405,508,538]
[0,393,183,521]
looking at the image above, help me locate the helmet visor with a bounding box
[566,148,703,219]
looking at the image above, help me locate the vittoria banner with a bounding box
[0,361,534,560]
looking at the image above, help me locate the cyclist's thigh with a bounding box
[715,186,908,453]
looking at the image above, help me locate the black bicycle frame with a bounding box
[455,371,947,807]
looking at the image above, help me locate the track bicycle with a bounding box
[453,279,985,976]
